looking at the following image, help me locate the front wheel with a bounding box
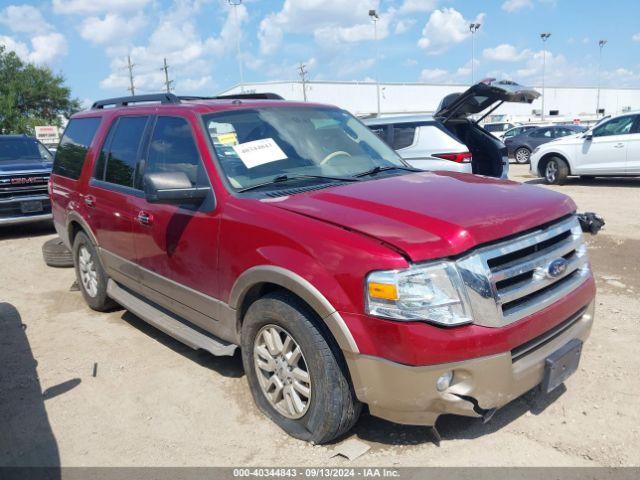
[241,292,361,444]
[543,157,569,185]
[514,147,531,164]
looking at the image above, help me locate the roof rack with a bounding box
[91,92,285,110]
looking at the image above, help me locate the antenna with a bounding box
[297,62,309,102]
[162,58,174,93]
[127,55,136,96]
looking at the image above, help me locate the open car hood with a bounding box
[435,79,540,121]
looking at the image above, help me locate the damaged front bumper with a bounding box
[344,301,594,427]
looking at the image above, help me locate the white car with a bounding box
[530,111,640,184]
[363,115,473,173]
[482,121,517,140]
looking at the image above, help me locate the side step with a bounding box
[107,280,237,357]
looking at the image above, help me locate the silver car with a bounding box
[363,115,473,173]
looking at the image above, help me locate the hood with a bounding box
[435,79,540,121]
[266,172,575,262]
[0,159,53,175]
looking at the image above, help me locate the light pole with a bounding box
[596,39,607,117]
[540,32,551,121]
[228,0,244,93]
[469,23,481,84]
[369,9,381,117]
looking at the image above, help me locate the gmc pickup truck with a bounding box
[0,135,54,226]
[50,91,595,444]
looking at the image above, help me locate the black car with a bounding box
[0,134,54,226]
[505,124,587,164]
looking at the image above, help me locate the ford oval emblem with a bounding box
[548,258,568,278]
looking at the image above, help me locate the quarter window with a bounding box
[530,128,552,138]
[593,116,635,137]
[97,116,149,188]
[143,117,205,187]
[391,124,417,150]
[53,117,101,179]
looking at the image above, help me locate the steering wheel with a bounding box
[320,150,352,165]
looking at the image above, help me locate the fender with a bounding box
[65,211,99,249]
[229,265,360,354]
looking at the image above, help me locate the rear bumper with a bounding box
[344,300,594,426]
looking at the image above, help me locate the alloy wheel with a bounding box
[253,324,312,419]
[545,160,558,183]
[78,246,98,297]
[515,148,530,164]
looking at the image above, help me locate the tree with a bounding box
[0,46,81,134]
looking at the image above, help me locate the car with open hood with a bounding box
[50,91,595,444]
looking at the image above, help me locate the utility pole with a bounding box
[297,63,309,101]
[228,0,244,93]
[469,23,481,84]
[596,39,607,117]
[540,32,551,121]
[162,58,174,93]
[369,9,381,117]
[127,55,136,96]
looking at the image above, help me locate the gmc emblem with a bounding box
[9,176,48,185]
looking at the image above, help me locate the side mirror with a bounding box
[583,132,593,140]
[144,171,209,205]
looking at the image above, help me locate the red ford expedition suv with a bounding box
[50,92,595,444]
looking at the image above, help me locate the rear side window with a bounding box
[391,124,417,150]
[143,116,205,187]
[530,128,552,138]
[53,118,101,179]
[368,125,388,143]
[95,116,149,188]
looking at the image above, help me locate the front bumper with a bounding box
[0,193,52,226]
[0,212,53,226]
[345,300,594,426]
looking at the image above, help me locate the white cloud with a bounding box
[79,13,147,46]
[52,0,151,15]
[398,0,438,14]
[0,33,68,64]
[483,44,531,62]
[258,0,391,55]
[417,8,485,55]
[420,68,449,82]
[501,0,534,13]
[337,58,375,78]
[395,19,416,35]
[632,33,640,42]
[0,5,52,34]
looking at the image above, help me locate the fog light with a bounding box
[436,371,453,392]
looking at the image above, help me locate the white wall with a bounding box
[220,81,640,121]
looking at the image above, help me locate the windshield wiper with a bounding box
[353,165,420,178]
[237,174,359,193]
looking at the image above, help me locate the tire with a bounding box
[241,291,361,444]
[72,232,116,311]
[42,237,74,268]
[514,147,531,164]
[543,156,569,185]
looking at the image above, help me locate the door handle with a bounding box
[137,211,153,226]
[84,195,96,207]
[613,143,624,148]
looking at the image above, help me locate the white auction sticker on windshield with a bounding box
[232,138,287,168]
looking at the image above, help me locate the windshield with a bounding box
[203,106,405,191]
[0,137,53,163]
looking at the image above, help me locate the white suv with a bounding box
[530,112,640,184]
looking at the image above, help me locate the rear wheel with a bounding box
[72,232,116,311]
[514,147,531,164]
[241,291,361,444]
[543,157,569,185]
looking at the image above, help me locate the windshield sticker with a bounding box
[232,138,288,169]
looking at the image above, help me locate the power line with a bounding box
[297,62,309,101]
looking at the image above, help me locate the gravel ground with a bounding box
[1,164,639,467]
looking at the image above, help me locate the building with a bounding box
[218,80,640,123]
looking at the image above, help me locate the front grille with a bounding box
[0,174,49,200]
[457,215,590,327]
[0,184,48,200]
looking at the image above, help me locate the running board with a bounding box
[107,279,237,357]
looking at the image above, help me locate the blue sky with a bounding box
[1,0,640,104]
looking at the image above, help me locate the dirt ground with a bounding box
[1,164,639,467]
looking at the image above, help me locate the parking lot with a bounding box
[1,164,639,467]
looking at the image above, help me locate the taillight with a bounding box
[433,152,472,163]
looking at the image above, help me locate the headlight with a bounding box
[365,262,473,326]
